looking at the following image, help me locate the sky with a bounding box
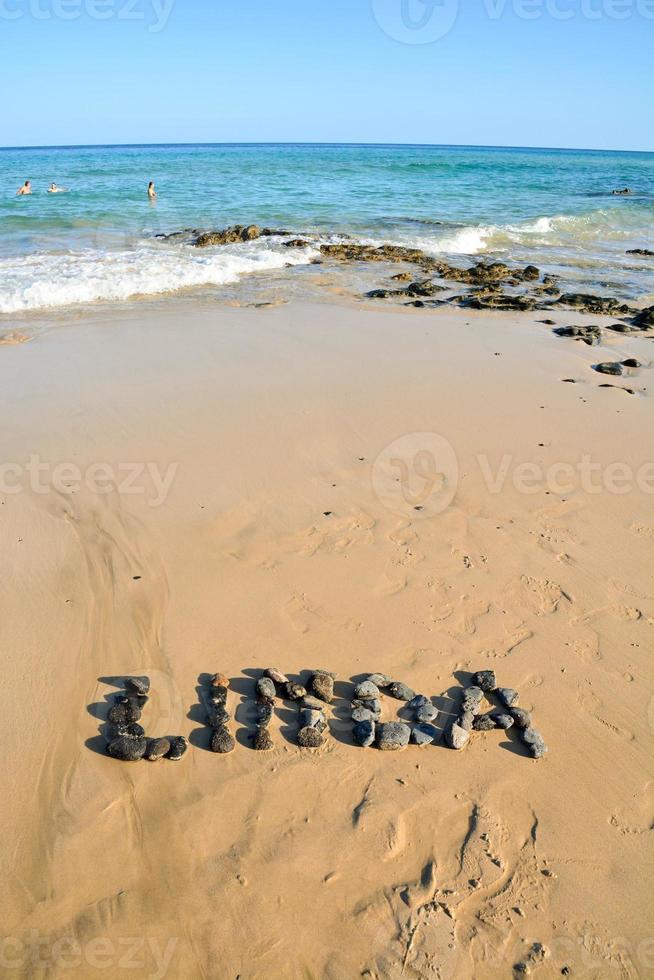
[0,0,652,151]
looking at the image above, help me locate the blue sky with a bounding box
[1,0,652,150]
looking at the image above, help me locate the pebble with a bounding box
[352,697,381,715]
[298,726,325,748]
[497,688,519,708]
[492,713,515,730]
[144,737,171,761]
[408,694,430,710]
[110,722,145,740]
[207,686,228,706]
[253,728,274,751]
[302,694,326,711]
[354,680,380,700]
[474,670,496,692]
[207,706,230,729]
[264,667,288,686]
[311,672,334,703]
[210,726,236,754]
[255,702,274,727]
[522,728,548,759]
[353,720,375,747]
[446,723,470,750]
[125,676,150,696]
[511,707,532,729]
[285,681,307,701]
[352,706,377,724]
[416,704,438,724]
[386,682,415,702]
[300,708,327,731]
[461,686,484,713]
[412,723,438,746]
[211,673,230,689]
[367,673,392,688]
[376,722,411,751]
[108,735,147,761]
[256,677,277,701]
[473,713,497,732]
[166,736,188,761]
[108,703,141,726]
[115,693,147,709]
[458,710,475,732]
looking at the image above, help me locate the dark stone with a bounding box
[194,225,263,247]
[376,722,411,751]
[462,687,485,714]
[207,706,230,729]
[511,708,532,730]
[115,693,147,709]
[108,735,147,761]
[353,720,375,747]
[522,728,548,759]
[367,673,392,688]
[255,702,274,728]
[594,362,624,376]
[473,713,497,732]
[311,672,334,704]
[210,726,235,754]
[474,670,496,692]
[408,694,430,710]
[299,708,327,732]
[386,682,415,702]
[622,358,641,368]
[522,265,540,281]
[497,687,519,708]
[207,686,228,706]
[553,325,601,346]
[556,294,633,316]
[283,239,310,248]
[107,703,141,726]
[109,722,146,741]
[492,713,515,730]
[253,728,274,751]
[416,704,438,724]
[354,680,381,700]
[125,676,150,696]
[352,706,377,724]
[166,736,188,761]
[412,723,439,745]
[297,727,324,748]
[264,667,289,686]
[256,677,277,700]
[459,710,475,732]
[632,306,654,329]
[144,737,171,761]
[284,682,307,701]
[627,248,654,257]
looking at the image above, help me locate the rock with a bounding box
[311,672,334,704]
[352,707,377,724]
[474,670,496,692]
[255,702,274,727]
[211,673,230,688]
[256,677,277,700]
[458,710,475,732]
[376,722,411,751]
[207,686,228,706]
[207,707,230,729]
[144,737,171,761]
[492,713,515,730]
[412,723,438,745]
[210,726,236,754]
[283,238,310,248]
[297,727,324,748]
[300,708,327,731]
[633,305,654,329]
[462,687,485,714]
[593,362,624,376]
[627,248,654,257]
[108,735,147,761]
[166,736,188,761]
[497,687,519,708]
[473,713,497,732]
[107,703,141,726]
[367,673,392,688]
[606,322,632,333]
[522,265,540,281]
[253,728,274,751]
[391,271,413,281]
[115,693,147,709]
[553,325,601,346]
[284,682,307,701]
[511,708,532,730]
[302,694,327,711]
[446,723,470,750]
[416,704,438,724]
[125,676,150,696]
[386,682,415,702]
[522,728,548,759]
[408,694,430,710]
[194,225,265,247]
[622,357,641,368]
[108,722,145,741]
[556,293,633,316]
[354,680,381,700]
[264,667,288,686]
[353,720,375,747]
[352,698,382,716]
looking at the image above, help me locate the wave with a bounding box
[0,238,318,313]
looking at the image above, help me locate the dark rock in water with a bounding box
[412,723,439,746]
[300,708,327,731]
[492,713,515,731]
[497,687,519,708]
[367,288,393,299]
[462,687,485,714]
[511,708,532,730]
[632,306,654,329]
[264,667,289,686]
[352,706,377,724]
[446,723,470,750]
[367,673,392,688]
[253,728,274,751]
[283,239,310,248]
[553,325,601,346]
[408,694,430,710]
[405,279,445,297]
[108,735,147,761]
[108,703,141,726]
[207,706,231,729]
[194,225,263,247]
[556,293,633,316]
[522,728,548,759]
[207,686,228,706]
[166,736,188,761]
[255,702,274,728]
[353,720,375,747]
[256,677,277,700]
[416,704,438,724]
[376,722,411,751]
[311,672,334,704]
[144,737,171,761]
[474,670,496,692]
[297,726,324,748]
[459,710,475,732]
[594,362,624,376]
[210,726,236,754]
[627,248,654,257]
[284,682,307,701]
[473,713,497,732]
[391,271,413,281]
[354,680,381,701]
[522,265,540,281]
[386,682,415,702]
[125,676,150,696]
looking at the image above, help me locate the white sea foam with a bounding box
[0,239,318,313]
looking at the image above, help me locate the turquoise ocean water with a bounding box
[0,143,652,314]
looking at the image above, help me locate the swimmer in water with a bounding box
[16,180,32,196]
[148,181,157,200]
[48,183,68,193]
[612,188,632,196]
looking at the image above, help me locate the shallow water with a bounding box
[0,143,652,314]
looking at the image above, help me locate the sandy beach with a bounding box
[1,299,653,979]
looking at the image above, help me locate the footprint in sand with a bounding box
[507,575,567,616]
[283,592,326,634]
[576,688,635,741]
[610,782,654,835]
[630,523,654,540]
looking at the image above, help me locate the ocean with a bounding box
[0,143,652,315]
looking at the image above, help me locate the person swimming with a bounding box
[612,188,632,196]
[48,183,68,193]
[16,180,32,196]
[148,181,157,200]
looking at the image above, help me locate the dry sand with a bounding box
[0,300,653,979]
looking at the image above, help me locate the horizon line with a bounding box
[1,140,652,154]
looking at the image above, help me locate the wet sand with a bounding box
[0,301,653,979]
